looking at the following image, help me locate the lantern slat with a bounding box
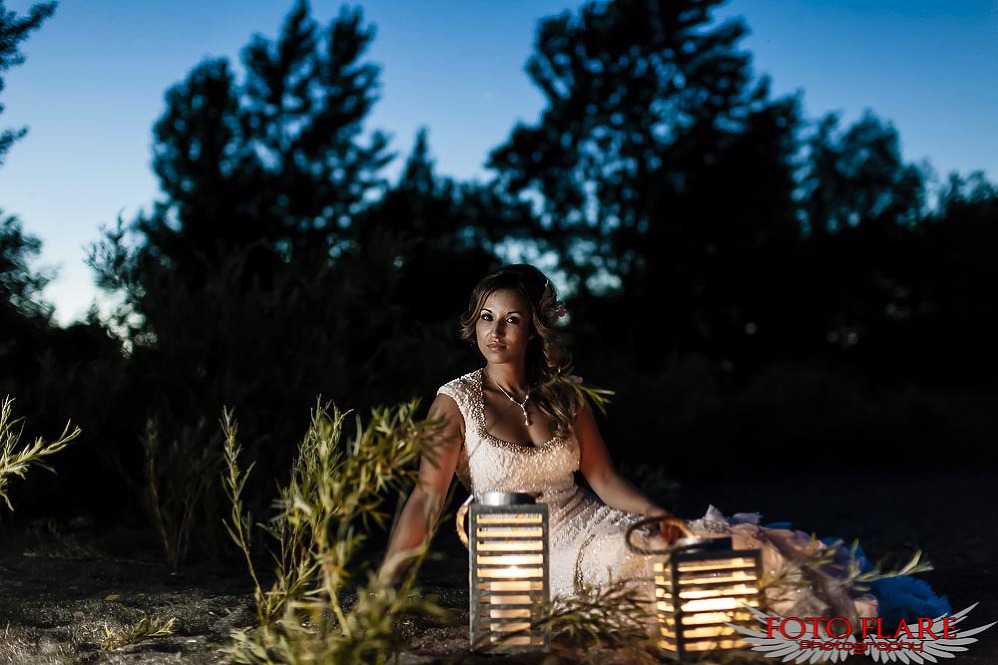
[473,580,545,591]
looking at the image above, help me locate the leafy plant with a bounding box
[546,370,616,415]
[0,396,80,510]
[22,520,104,561]
[847,544,933,588]
[220,398,452,664]
[538,583,655,656]
[143,415,224,569]
[455,579,675,664]
[101,615,177,650]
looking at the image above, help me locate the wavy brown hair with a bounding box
[459,264,580,437]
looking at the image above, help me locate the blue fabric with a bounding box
[849,541,953,625]
[870,576,953,625]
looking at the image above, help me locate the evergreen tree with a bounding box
[799,110,927,236]
[789,111,934,382]
[0,2,130,525]
[122,0,391,288]
[488,0,804,373]
[0,0,56,319]
[354,127,528,326]
[84,3,451,552]
[489,0,798,281]
[0,1,54,165]
[86,0,402,432]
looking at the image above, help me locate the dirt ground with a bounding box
[0,467,996,664]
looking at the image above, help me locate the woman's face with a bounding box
[475,288,533,365]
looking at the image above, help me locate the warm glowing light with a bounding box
[475,553,545,566]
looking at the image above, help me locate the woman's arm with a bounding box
[378,393,464,585]
[576,403,685,540]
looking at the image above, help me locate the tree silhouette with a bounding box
[85,2,501,551]
[86,0,403,422]
[126,0,391,288]
[799,110,927,236]
[489,0,791,280]
[1,0,56,319]
[0,211,51,321]
[913,172,998,388]
[1,0,57,334]
[0,1,54,166]
[0,1,134,525]
[353,127,529,328]
[487,0,805,376]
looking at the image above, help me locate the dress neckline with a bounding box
[475,368,560,452]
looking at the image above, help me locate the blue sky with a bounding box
[1,0,996,326]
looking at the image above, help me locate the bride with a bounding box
[377,263,945,632]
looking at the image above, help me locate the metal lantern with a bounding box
[457,491,550,651]
[627,517,764,662]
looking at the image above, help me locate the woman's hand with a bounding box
[646,508,689,545]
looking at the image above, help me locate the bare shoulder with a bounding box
[428,392,462,421]
[427,392,465,443]
[572,398,598,429]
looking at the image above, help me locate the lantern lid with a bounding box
[480,491,537,506]
[673,535,734,551]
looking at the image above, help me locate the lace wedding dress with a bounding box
[440,369,654,599]
[439,368,923,624]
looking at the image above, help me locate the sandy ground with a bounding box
[0,467,995,664]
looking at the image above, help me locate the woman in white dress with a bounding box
[377,263,895,625]
[378,263,685,598]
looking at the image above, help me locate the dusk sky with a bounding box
[1,0,996,326]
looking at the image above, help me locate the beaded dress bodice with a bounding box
[437,369,579,498]
[438,369,653,598]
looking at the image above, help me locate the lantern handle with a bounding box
[456,494,473,549]
[625,515,696,555]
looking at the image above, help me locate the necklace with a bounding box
[489,373,531,426]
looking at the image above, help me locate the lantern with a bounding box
[627,517,764,662]
[457,491,550,651]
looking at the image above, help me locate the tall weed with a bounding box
[0,396,80,511]
[220,398,450,664]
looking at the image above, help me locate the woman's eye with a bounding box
[480,313,493,321]
[506,317,520,325]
